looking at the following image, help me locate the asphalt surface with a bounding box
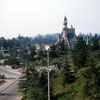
[0,66,20,78]
[0,66,21,100]
[0,81,21,100]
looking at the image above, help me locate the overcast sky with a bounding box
[0,0,100,38]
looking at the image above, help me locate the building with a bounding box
[57,16,77,49]
[44,44,50,50]
[0,49,9,58]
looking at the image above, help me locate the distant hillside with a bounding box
[33,33,59,44]
[0,33,59,49]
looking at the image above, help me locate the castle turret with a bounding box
[63,16,67,26]
[62,16,67,40]
[57,16,77,49]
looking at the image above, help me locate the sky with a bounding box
[0,0,100,38]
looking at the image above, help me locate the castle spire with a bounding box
[62,16,68,40]
[63,16,67,26]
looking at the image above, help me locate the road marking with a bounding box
[0,79,18,93]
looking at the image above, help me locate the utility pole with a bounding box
[36,49,58,100]
[47,50,50,100]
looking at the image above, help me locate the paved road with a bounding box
[0,66,21,100]
[0,66,20,78]
[0,81,21,100]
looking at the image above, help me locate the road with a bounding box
[0,66,22,100]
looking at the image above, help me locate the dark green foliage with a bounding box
[19,62,48,100]
[49,40,68,58]
[18,34,100,100]
[0,37,8,49]
[91,34,100,51]
[72,37,88,69]
[26,71,47,100]
[50,44,58,58]
[82,52,100,100]
[56,40,67,56]
[33,33,58,44]
[0,52,4,59]
[28,46,36,61]
[74,37,86,51]
[37,49,46,60]
[4,57,19,66]
[60,57,75,85]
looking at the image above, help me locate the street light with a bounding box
[47,49,58,100]
[36,49,58,100]
[47,50,50,100]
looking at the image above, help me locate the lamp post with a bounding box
[47,50,50,100]
[36,48,58,100]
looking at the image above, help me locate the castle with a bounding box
[57,16,77,49]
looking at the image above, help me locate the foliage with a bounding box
[72,37,88,70]
[4,57,19,66]
[19,34,100,100]
[82,51,100,100]
[60,57,75,85]
[0,52,4,59]
[19,62,48,100]
[37,49,47,60]
[49,44,58,58]
[91,34,100,50]
[27,46,36,61]
[56,40,67,56]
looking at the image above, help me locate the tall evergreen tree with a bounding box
[61,57,75,85]
[19,62,48,100]
[73,37,88,69]
[91,33,100,51]
[50,44,58,58]
[56,40,67,56]
[37,49,46,60]
[28,46,36,61]
[82,53,100,100]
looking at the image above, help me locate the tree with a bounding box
[49,44,58,58]
[72,37,88,69]
[19,62,48,100]
[28,46,36,61]
[0,37,8,49]
[82,52,100,99]
[0,52,4,60]
[11,45,17,57]
[37,49,46,60]
[91,33,100,51]
[60,57,75,85]
[4,57,19,65]
[73,37,86,51]
[56,40,67,56]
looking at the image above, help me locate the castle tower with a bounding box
[62,16,67,40]
[56,16,77,49]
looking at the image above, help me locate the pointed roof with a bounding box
[64,16,67,21]
[63,16,67,25]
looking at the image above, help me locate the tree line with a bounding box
[19,33,100,100]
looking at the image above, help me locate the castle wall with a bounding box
[67,28,75,40]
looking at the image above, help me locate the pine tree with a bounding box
[82,53,100,100]
[37,49,46,60]
[19,62,48,100]
[72,37,88,69]
[61,57,75,85]
[91,33,100,51]
[57,40,67,56]
[28,46,36,61]
[49,44,58,58]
